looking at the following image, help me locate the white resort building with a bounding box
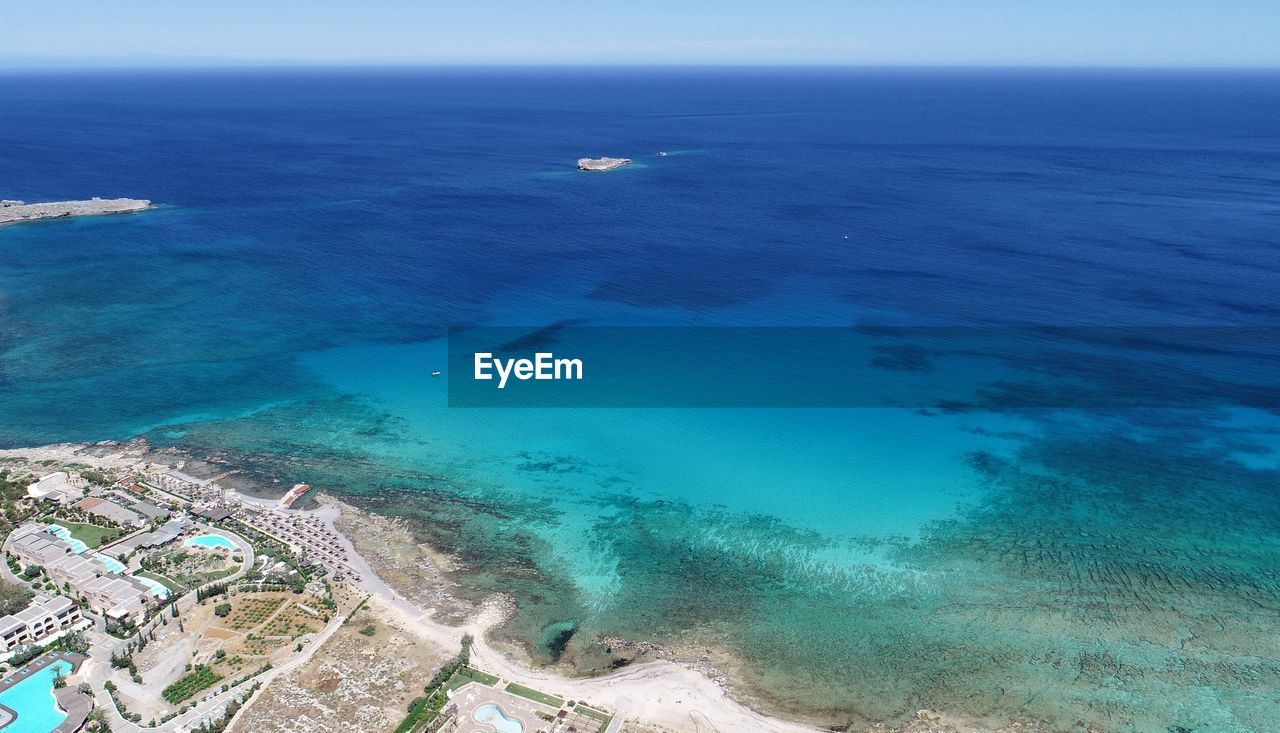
[7,523,161,622]
[0,596,86,654]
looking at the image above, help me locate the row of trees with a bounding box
[397,634,475,732]
[197,581,230,601]
[3,630,90,677]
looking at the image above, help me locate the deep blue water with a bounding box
[2,68,1279,732]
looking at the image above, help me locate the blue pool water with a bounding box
[0,68,1278,731]
[473,703,524,733]
[45,525,88,555]
[98,556,126,574]
[184,534,237,551]
[132,575,171,599]
[0,659,73,733]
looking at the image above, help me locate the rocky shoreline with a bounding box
[578,156,632,172]
[0,196,153,224]
[0,440,1031,733]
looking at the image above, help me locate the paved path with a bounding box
[86,612,346,733]
[79,523,261,732]
[0,536,32,587]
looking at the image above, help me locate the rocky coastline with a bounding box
[0,196,153,224]
[577,156,631,172]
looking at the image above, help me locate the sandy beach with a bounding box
[316,497,819,733]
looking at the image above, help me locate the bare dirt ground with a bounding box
[227,596,451,733]
[117,591,331,722]
[327,495,473,624]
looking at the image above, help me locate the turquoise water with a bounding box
[184,534,237,551]
[98,556,127,574]
[132,575,171,599]
[300,339,1021,541]
[0,659,73,733]
[473,703,525,733]
[1,69,1279,732]
[45,525,89,555]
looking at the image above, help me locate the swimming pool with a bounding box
[0,659,73,733]
[99,556,127,574]
[473,703,524,733]
[46,525,89,554]
[184,534,237,551]
[132,574,170,599]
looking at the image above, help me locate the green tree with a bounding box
[0,581,33,616]
[58,630,89,655]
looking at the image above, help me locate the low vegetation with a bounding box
[142,548,237,588]
[0,578,33,615]
[440,666,499,694]
[51,519,122,548]
[162,664,224,704]
[505,682,564,708]
[393,635,474,733]
[0,469,37,538]
[228,597,285,629]
[572,703,614,727]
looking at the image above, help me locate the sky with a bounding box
[1,1,1278,67]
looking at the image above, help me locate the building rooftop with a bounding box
[106,517,188,558]
[26,472,80,502]
[13,606,50,624]
[11,532,74,564]
[130,500,170,519]
[48,554,101,580]
[42,596,76,614]
[72,497,145,526]
[0,596,81,637]
[197,506,232,521]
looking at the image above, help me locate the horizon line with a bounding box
[3,61,1280,72]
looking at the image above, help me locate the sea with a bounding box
[1,67,1279,732]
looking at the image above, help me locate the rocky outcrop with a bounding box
[0,197,153,225]
[577,157,631,172]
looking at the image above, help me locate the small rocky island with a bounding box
[577,157,631,172]
[0,197,153,225]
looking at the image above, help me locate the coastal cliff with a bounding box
[577,157,631,172]
[0,197,153,225]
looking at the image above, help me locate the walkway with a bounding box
[78,522,256,731]
[87,612,345,733]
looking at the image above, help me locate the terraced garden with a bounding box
[229,597,285,629]
[163,665,223,704]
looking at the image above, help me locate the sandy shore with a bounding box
[310,495,819,733]
[337,537,1017,733]
[0,441,818,731]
